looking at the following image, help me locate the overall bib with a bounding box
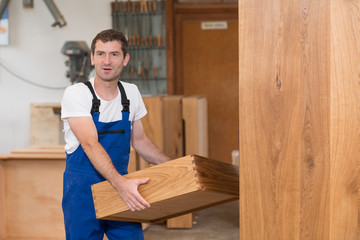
[62,81,143,240]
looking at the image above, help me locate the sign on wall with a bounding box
[0,8,9,46]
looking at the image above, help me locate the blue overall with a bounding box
[62,81,144,240]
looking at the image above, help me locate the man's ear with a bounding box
[123,53,130,67]
[90,52,95,66]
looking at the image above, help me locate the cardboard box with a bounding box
[91,155,239,223]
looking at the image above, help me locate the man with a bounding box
[61,29,170,239]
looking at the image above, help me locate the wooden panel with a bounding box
[0,160,6,239]
[166,214,193,229]
[139,97,164,169]
[239,0,359,239]
[127,147,137,173]
[30,103,63,146]
[182,96,208,157]
[92,155,238,223]
[141,97,165,151]
[4,159,65,238]
[162,96,184,159]
[330,0,360,238]
[0,147,66,239]
[167,96,208,228]
[141,96,184,160]
[238,0,316,238]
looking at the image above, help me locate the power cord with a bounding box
[0,60,68,90]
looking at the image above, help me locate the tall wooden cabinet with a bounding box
[239,0,360,238]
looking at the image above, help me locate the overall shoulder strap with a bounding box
[118,81,130,112]
[83,81,100,115]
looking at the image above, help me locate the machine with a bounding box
[61,41,93,84]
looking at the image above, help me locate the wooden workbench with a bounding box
[0,146,138,240]
[0,146,66,240]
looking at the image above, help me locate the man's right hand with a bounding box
[112,176,151,211]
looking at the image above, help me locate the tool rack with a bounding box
[111,0,167,95]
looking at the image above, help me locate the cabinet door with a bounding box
[175,12,238,163]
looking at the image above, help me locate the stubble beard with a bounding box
[96,66,123,83]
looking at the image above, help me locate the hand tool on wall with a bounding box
[111,0,119,30]
[134,9,140,47]
[140,0,145,47]
[127,0,131,14]
[122,4,129,40]
[148,0,152,13]
[0,0,10,20]
[43,0,66,27]
[140,0,144,13]
[122,0,127,13]
[152,0,157,14]
[147,1,153,48]
[130,1,135,46]
[160,0,166,47]
[1,0,67,28]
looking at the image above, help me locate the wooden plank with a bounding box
[238,0,323,238]
[141,97,164,151]
[4,159,65,238]
[182,96,208,157]
[10,147,65,155]
[138,97,164,169]
[330,0,360,238]
[92,155,238,223]
[162,96,184,159]
[0,160,6,239]
[239,0,360,238]
[30,103,63,146]
[155,96,186,228]
[0,153,65,160]
[29,145,65,150]
[167,96,208,228]
[166,213,193,229]
[127,147,137,173]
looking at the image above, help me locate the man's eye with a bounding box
[112,53,118,57]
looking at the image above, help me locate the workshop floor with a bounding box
[143,200,239,240]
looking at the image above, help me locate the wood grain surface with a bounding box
[93,156,200,220]
[92,155,239,223]
[0,160,5,239]
[168,96,208,228]
[4,159,65,238]
[239,0,359,239]
[330,0,360,238]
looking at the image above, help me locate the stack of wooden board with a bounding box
[141,95,208,228]
[91,155,239,223]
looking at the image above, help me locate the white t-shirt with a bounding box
[61,78,147,154]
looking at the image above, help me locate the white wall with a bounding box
[0,0,113,153]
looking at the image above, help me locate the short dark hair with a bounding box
[91,29,128,56]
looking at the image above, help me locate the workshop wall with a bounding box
[0,0,114,154]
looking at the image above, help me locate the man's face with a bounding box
[91,40,129,82]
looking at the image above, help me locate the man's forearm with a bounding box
[81,140,150,211]
[132,136,170,165]
[81,140,123,183]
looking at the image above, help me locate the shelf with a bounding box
[111,0,167,95]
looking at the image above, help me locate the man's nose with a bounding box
[104,54,111,64]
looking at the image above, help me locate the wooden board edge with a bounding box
[98,196,239,224]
